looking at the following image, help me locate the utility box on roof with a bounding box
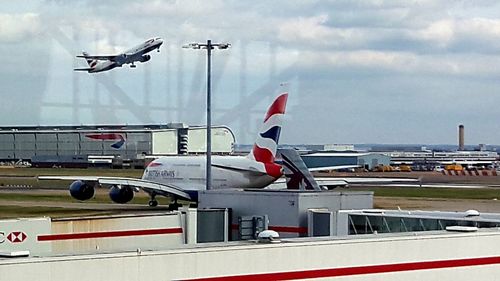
[198,189,373,239]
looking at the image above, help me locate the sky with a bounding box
[2,1,500,146]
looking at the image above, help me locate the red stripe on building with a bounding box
[185,256,500,281]
[231,225,308,234]
[37,227,182,241]
[268,226,308,234]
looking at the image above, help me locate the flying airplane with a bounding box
[74,37,163,73]
[39,92,289,208]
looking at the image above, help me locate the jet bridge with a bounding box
[277,148,322,190]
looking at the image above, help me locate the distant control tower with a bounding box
[458,124,465,151]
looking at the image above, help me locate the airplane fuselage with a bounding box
[79,37,163,73]
[121,38,163,61]
[142,156,279,191]
[108,38,163,67]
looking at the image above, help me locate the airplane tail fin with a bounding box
[73,68,93,72]
[247,92,288,177]
[81,51,97,69]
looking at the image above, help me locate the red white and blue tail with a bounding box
[74,51,99,72]
[82,51,98,69]
[247,93,288,177]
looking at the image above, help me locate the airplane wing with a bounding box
[314,177,419,189]
[38,176,191,200]
[308,165,360,172]
[269,176,420,190]
[211,163,267,175]
[321,177,420,184]
[76,55,118,61]
[268,178,347,189]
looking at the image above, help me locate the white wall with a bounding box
[2,230,500,280]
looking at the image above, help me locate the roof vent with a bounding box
[0,251,30,258]
[257,230,280,243]
[446,226,478,232]
[465,210,480,217]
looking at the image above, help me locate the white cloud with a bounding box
[0,13,41,43]
[123,0,226,18]
[416,20,455,48]
[278,14,330,42]
[298,50,500,77]
[414,18,500,51]
[465,18,500,37]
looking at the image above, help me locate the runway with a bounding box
[375,196,500,213]
[376,183,500,189]
[2,174,500,219]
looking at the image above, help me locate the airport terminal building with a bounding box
[0,124,235,167]
[383,150,499,169]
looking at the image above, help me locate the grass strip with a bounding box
[0,205,116,219]
[357,187,500,200]
[0,192,172,205]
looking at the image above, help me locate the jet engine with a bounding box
[139,55,151,63]
[109,185,134,204]
[69,180,95,201]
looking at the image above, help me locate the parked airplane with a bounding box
[74,37,163,73]
[39,92,418,207]
[39,93,289,208]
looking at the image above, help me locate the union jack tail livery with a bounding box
[248,93,288,177]
[82,51,98,69]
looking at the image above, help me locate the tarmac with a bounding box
[2,171,500,216]
[375,196,500,213]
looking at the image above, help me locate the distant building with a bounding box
[323,144,355,151]
[301,152,391,171]
[0,124,235,167]
[382,150,498,167]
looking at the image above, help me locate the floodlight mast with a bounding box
[182,40,231,190]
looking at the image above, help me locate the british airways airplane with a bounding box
[74,37,163,73]
[39,93,288,208]
[39,92,418,207]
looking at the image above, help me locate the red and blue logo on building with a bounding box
[85,133,126,149]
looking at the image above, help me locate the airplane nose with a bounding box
[156,38,163,45]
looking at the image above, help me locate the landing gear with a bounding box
[148,199,158,207]
[130,64,137,68]
[157,49,160,52]
[168,203,181,211]
[167,198,180,211]
[148,193,158,207]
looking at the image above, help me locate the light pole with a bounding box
[183,40,231,190]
